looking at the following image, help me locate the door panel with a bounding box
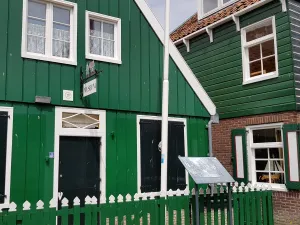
[0,112,8,204]
[167,121,186,191]
[140,120,161,193]
[58,136,101,206]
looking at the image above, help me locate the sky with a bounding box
[145,0,197,32]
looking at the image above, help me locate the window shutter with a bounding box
[231,129,248,183]
[283,124,300,190]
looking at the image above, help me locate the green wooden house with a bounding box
[0,0,217,210]
[171,0,300,223]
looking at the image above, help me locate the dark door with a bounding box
[167,121,186,191]
[58,136,101,206]
[0,112,8,204]
[140,119,187,193]
[140,119,162,193]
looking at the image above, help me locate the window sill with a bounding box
[86,54,122,65]
[0,203,11,210]
[22,52,77,66]
[243,72,278,85]
[253,182,287,192]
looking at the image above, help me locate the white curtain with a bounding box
[27,23,45,54]
[53,28,70,58]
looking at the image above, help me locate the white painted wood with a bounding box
[191,188,195,195]
[109,195,115,204]
[220,186,224,194]
[36,200,44,210]
[206,28,213,43]
[134,0,217,116]
[238,186,243,193]
[23,201,31,211]
[199,188,204,195]
[183,38,190,52]
[134,193,139,202]
[136,115,189,197]
[50,199,57,208]
[61,198,69,207]
[184,187,190,196]
[232,186,237,193]
[100,196,106,204]
[8,202,17,212]
[142,193,148,201]
[287,131,300,182]
[235,136,245,179]
[244,186,249,192]
[21,0,77,65]
[232,15,240,31]
[91,196,98,205]
[117,194,124,203]
[0,107,13,210]
[85,196,91,205]
[85,11,122,64]
[53,107,107,206]
[125,194,132,202]
[281,0,287,12]
[149,192,155,200]
[73,197,80,206]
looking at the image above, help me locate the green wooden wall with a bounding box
[177,0,295,119]
[0,0,209,118]
[1,102,209,204]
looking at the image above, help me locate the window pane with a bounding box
[28,0,46,19]
[249,45,261,61]
[53,23,70,58]
[253,128,281,143]
[90,20,102,37]
[246,23,273,42]
[53,7,70,25]
[90,37,102,55]
[249,60,261,77]
[203,0,218,14]
[270,173,284,184]
[103,40,114,57]
[27,18,46,54]
[269,160,284,172]
[269,148,284,159]
[263,56,276,74]
[256,160,268,171]
[257,172,269,183]
[103,22,114,40]
[255,148,268,159]
[262,40,275,57]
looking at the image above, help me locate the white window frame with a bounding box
[85,11,122,65]
[0,107,13,210]
[136,115,189,196]
[21,0,77,65]
[198,0,239,19]
[246,123,287,192]
[241,16,279,85]
[53,107,106,205]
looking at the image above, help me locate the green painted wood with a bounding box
[233,191,239,225]
[239,190,245,225]
[251,189,257,225]
[177,0,295,118]
[245,189,251,225]
[213,191,218,225]
[169,61,178,115]
[0,0,9,100]
[267,191,274,225]
[256,190,262,225]
[206,193,212,225]
[262,191,268,225]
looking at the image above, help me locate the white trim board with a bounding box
[134,0,216,116]
[0,107,13,210]
[53,107,107,205]
[136,115,189,196]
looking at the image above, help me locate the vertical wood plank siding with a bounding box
[0,0,209,118]
[177,0,295,119]
[1,103,209,203]
[288,0,300,110]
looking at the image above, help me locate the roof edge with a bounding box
[134,0,217,116]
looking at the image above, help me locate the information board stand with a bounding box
[179,157,235,225]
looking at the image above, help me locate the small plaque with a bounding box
[83,79,97,97]
[63,90,73,102]
[49,152,54,159]
[35,96,51,104]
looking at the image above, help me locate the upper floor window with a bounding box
[241,17,278,85]
[86,11,122,64]
[198,0,238,19]
[22,0,77,65]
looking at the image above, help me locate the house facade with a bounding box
[0,0,216,211]
[171,0,300,224]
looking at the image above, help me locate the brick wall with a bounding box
[211,111,300,225]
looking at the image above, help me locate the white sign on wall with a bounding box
[83,79,97,97]
[63,90,74,102]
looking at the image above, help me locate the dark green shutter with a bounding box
[231,129,248,183]
[283,124,300,190]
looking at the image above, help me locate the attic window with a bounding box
[199,0,238,19]
[241,17,278,85]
